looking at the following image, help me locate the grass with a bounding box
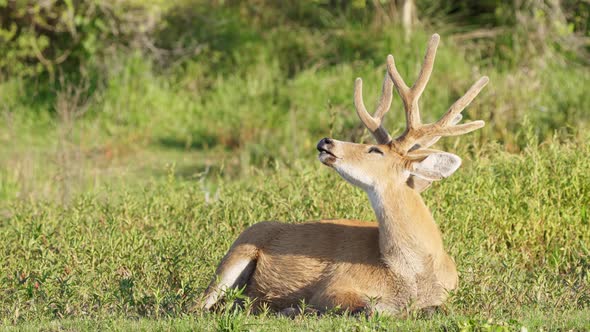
[7,309,590,331]
[1,5,589,329]
[1,133,589,330]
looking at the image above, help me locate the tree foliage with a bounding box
[1,0,587,82]
[0,0,160,80]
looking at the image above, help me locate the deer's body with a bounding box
[207,187,457,313]
[202,34,487,315]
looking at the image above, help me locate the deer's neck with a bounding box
[367,183,445,272]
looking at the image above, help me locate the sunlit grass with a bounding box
[1,134,588,329]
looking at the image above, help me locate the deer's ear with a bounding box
[409,152,462,181]
[406,175,433,193]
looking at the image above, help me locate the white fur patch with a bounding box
[367,190,384,218]
[203,258,252,310]
[334,163,374,190]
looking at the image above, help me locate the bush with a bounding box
[0,0,161,81]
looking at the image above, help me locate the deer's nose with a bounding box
[317,137,333,149]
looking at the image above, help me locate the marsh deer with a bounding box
[202,34,488,315]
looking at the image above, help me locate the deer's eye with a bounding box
[368,147,384,155]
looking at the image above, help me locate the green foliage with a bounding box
[417,0,589,66]
[3,0,586,83]
[0,27,589,199]
[0,0,159,80]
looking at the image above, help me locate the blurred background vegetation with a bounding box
[1,0,589,203]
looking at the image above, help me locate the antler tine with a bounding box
[436,76,489,127]
[407,114,462,152]
[374,72,394,120]
[386,55,412,126]
[354,73,394,145]
[411,76,489,150]
[385,34,439,131]
[412,34,440,100]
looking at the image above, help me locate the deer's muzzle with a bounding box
[317,137,337,166]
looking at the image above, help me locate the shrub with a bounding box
[0,0,161,81]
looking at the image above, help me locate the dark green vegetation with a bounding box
[1,0,589,330]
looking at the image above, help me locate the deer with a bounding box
[201,34,488,316]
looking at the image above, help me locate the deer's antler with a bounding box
[386,34,488,153]
[354,72,395,145]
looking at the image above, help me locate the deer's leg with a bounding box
[201,246,257,310]
[277,306,321,318]
[201,221,284,311]
[309,288,369,313]
[435,253,458,291]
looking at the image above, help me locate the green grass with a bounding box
[1,134,589,329]
[7,309,590,331]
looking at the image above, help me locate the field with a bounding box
[1,1,589,330]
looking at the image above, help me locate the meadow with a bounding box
[1,1,589,330]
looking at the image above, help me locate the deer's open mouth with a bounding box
[317,147,338,165]
[318,147,336,158]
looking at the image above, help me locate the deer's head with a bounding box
[318,34,488,193]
